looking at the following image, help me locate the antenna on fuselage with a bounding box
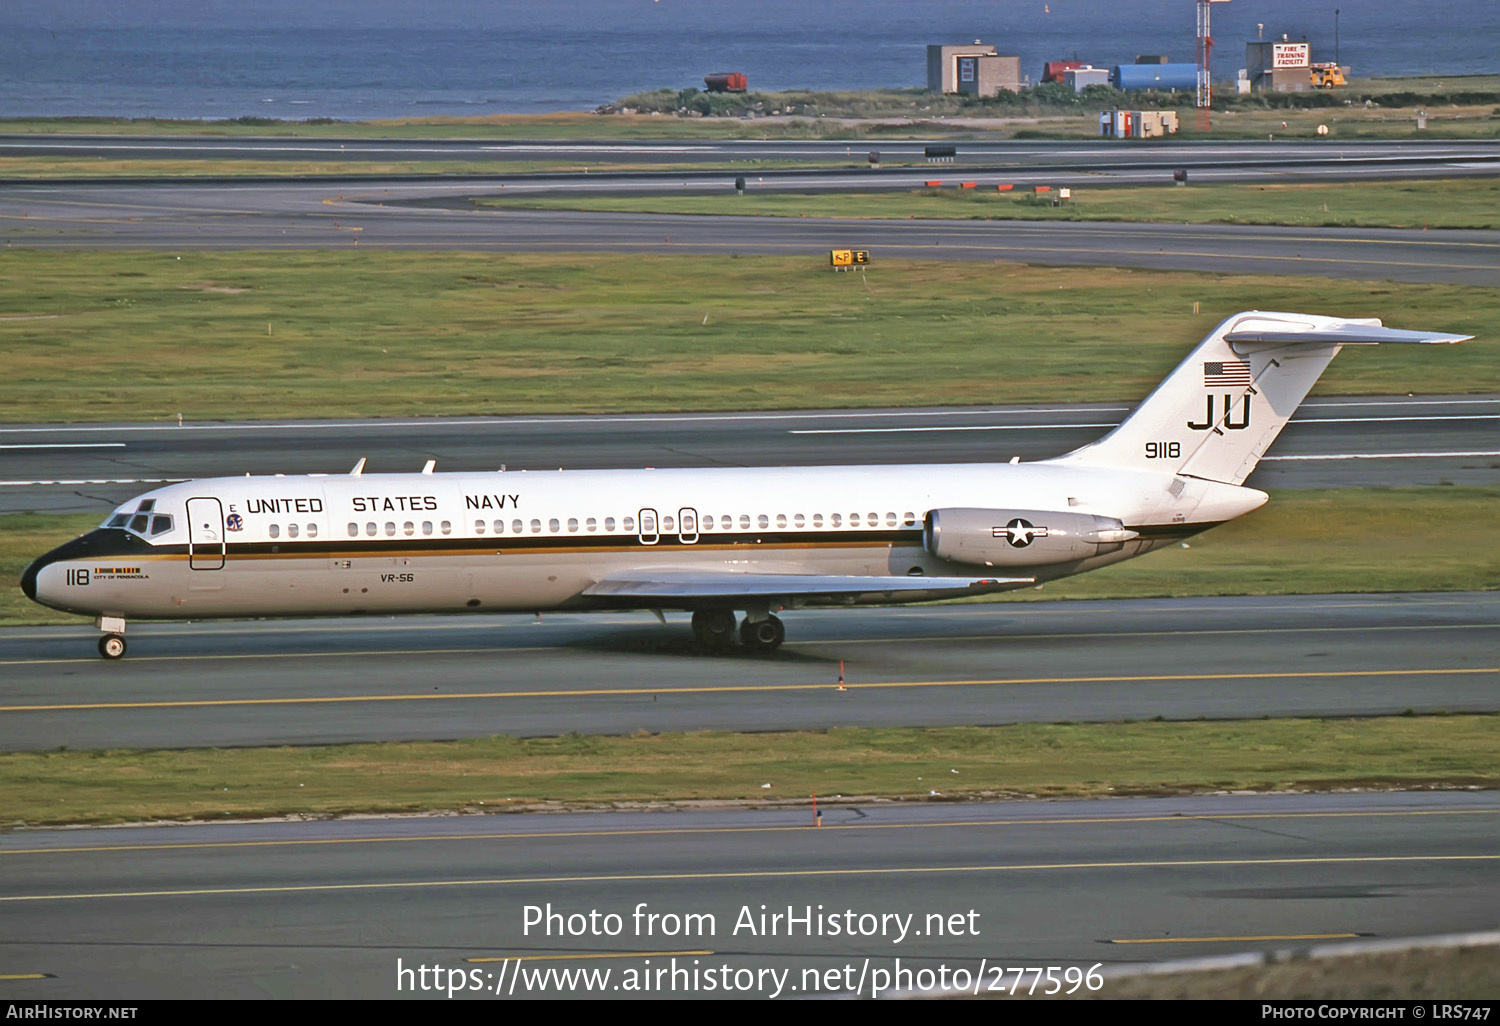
[350,458,366,476]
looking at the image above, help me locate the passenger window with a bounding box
[384,522,396,536]
[366,522,377,536]
[474,520,486,534]
[530,519,541,533]
[812,513,823,527]
[549,518,560,533]
[623,516,635,532]
[738,514,750,530]
[721,515,732,530]
[886,512,897,526]
[869,512,879,524]
[831,513,842,527]
[662,516,674,532]
[440,521,452,535]
[307,523,318,538]
[403,521,414,536]
[793,513,805,528]
[348,523,358,538]
[604,517,616,532]
[568,518,579,533]
[775,514,787,528]
[903,512,917,526]
[423,521,434,535]
[288,523,299,538]
[150,514,173,535]
[269,524,281,539]
[494,520,504,534]
[512,519,523,534]
[586,517,597,532]
[849,513,861,526]
[757,514,769,529]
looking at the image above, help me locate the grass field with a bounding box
[480,177,1500,230]
[1,252,1493,425]
[5,487,1496,626]
[0,715,1492,826]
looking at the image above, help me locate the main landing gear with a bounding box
[690,609,786,654]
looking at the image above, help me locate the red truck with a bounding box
[704,72,748,93]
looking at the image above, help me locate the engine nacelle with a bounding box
[923,508,1137,568]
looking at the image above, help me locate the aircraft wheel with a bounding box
[739,614,785,654]
[691,609,737,649]
[98,634,127,660]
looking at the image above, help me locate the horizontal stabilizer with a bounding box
[584,570,1030,601]
[1224,325,1472,347]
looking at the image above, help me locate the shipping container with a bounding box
[1111,63,1198,92]
[704,72,748,93]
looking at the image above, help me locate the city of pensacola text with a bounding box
[523,904,980,944]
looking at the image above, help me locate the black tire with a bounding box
[691,609,737,649]
[98,634,127,660]
[739,614,785,654]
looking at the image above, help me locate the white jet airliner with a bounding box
[22,311,1470,659]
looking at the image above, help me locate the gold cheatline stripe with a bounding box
[1108,933,1362,945]
[2,809,1492,859]
[2,666,1494,713]
[1,855,1494,903]
[466,950,713,963]
[0,973,52,980]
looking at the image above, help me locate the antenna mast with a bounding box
[1196,0,1229,131]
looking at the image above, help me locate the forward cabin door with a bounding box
[187,497,225,570]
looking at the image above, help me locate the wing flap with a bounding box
[583,570,1031,600]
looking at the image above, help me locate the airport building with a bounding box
[926,43,1022,96]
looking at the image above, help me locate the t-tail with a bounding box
[1054,311,1471,486]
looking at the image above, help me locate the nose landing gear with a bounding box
[95,616,128,660]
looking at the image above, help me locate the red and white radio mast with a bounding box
[1197,0,1230,130]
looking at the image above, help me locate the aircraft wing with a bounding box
[582,570,1031,601]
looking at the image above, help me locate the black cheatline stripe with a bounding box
[154,530,923,558]
[78,524,1220,560]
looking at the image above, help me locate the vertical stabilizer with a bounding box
[1052,311,1469,486]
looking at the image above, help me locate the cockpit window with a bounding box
[137,499,156,513]
[129,514,150,534]
[150,514,173,536]
[107,513,130,528]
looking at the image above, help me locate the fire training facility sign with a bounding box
[830,249,870,267]
[1273,43,1310,68]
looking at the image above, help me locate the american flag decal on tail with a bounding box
[1204,360,1252,386]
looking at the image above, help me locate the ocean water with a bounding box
[1,0,1495,120]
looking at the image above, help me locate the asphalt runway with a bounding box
[4,178,1498,285]
[4,395,1497,516]
[5,135,1495,174]
[0,791,1495,998]
[2,593,1494,752]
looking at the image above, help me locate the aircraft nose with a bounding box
[20,556,42,601]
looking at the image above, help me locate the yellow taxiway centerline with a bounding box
[1,666,1494,713]
[1,855,1494,903]
[0,808,1492,858]
[1107,933,1363,945]
[465,950,713,963]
